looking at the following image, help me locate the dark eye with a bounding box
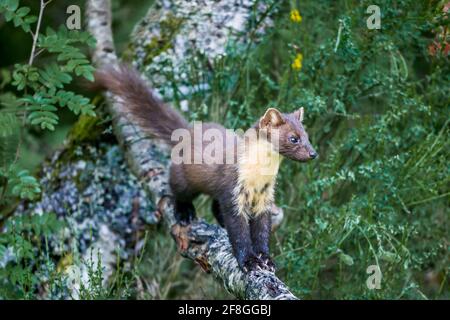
[289,136,300,144]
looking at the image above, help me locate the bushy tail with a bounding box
[95,64,189,146]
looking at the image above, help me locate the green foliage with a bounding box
[77,250,134,300]
[0,0,37,33]
[181,0,448,299]
[10,169,41,200]
[0,0,96,207]
[10,26,97,131]
[0,1,99,298]
[38,26,96,80]
[0,212,65,298]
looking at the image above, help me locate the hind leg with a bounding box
[170,165,196,225]
[212,199,225,227]
[174,199,196,225]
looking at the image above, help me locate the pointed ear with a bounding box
[260,108,285,128]
[294,107,304,122]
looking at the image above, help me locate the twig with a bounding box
[28,0,46,66]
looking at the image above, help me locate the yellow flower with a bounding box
[292,53,303,71]
[290,9,302,23]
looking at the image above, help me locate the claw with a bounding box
[257,253,276,272]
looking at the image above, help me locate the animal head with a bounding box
[258,107,318,162]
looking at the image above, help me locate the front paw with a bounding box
[240,253,265,273]
[258,253,276,272]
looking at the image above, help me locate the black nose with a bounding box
[309,152,318,159]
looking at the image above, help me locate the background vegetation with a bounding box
[0,0,448,299]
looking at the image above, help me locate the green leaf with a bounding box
[380,251,400,263]
[22,94,59,130]
[23,15,37,24]
[15,6,30,17]
[0,113,19,138]
[339,252,354,266]
[11,169,41,200]
[82,69,95,82]
[58,51,87,63]
[5,0,19,12]
[12,71,26,91]
[13,16,21,27]
[11,64,39,91]
[75,64,95,81]
[38,63,72,89]
[0,92,20,109]
[0,68,12,89]
[4,9,14,21]
[55,90,96,116]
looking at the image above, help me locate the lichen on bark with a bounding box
[12,118,160,297]
[130,0,274,101]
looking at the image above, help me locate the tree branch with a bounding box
[86,0,297,300]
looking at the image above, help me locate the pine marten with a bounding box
[95,65,317,272]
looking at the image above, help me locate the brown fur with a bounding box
[95,65,189,146]
[95,65,317,272]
